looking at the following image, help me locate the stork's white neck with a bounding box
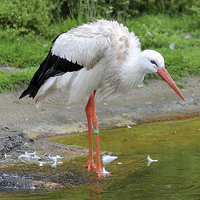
[96,50,163,102]
[120,61,146,92]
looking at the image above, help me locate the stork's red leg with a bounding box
[83,93,96,170]
[83,91,102,175]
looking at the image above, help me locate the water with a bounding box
[1,118,200,199]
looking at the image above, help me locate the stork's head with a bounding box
[138,49,185,101]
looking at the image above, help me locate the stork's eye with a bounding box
[150,60,158,68]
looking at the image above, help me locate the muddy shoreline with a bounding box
[1,78,200,134]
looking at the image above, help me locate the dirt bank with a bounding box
[1,77,200,137]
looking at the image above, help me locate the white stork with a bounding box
[19,19,185,176]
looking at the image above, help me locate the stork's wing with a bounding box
[52,31,110,69]
[19,31,110,99]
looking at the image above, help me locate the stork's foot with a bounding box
[96,169,104,178]
[96,167,111,177]
[83,160,96,170]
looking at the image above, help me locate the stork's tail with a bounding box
[33,77,57,108]
[19,85,39,99]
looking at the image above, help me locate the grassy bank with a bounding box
[0,14,199,92]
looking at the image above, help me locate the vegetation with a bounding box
[0,0,199,92]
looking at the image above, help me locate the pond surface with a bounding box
[1,117,200,199]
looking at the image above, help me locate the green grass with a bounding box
[0,35,52,91]
[0,14,199,92]
[127,14,200,80]
[0,36,51,68]
[0,68,37,93]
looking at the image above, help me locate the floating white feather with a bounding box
[147,155,158,166]
[102,154,118,165]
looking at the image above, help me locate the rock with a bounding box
[0,126,34,158]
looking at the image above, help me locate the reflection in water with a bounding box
[1,118,200,199]
[89,182,101,200]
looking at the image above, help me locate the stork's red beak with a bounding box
[157,67,185,101]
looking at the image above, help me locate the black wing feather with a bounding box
[19,48,84,99]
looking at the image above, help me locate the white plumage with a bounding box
[34,19,144,106]
[102,154,118,165]
[147,155,158,166]
[20,19,185,176]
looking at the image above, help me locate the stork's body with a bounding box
[20,20,185,176]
